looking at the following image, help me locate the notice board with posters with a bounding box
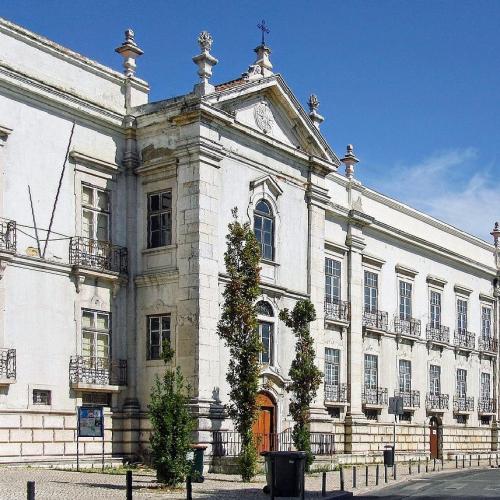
[77,406,104,438]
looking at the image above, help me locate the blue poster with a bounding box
[78,406,104,437]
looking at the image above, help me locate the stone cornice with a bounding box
[426,274,448,288]
[479,292,495,303]
[362,253,386,268]
[69,150,119,175]
[0,62,124,128]
[0,125,12,144]
[135,270,179,288]
[347,209,374,227]
[395,263,419,279]
[454,283,473,296]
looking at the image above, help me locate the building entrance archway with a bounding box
[429,416,442,459]
[252,392,276,453]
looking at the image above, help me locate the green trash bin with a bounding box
[190,444,207,483]
[262,451,306,499]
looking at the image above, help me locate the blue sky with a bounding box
[2,0,499,241]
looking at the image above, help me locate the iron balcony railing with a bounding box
[426,324,450,344]
[0,348,16,381]
[478,398,496,414]
[426,393,449,410]
[324,298,349,322]
[454,330,475,350]
[453,395,474,412]
[395,390,420,408]
[478,337,497,354]
[212,429,335,457]
[69,237,128,273]
[394,317,421,337]
[362,387,388,406]
[0,220,16,252]
[69,356,127,386]
[324,383,348,403]
[363,310,389,331]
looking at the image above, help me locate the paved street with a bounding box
[358,468,500,499]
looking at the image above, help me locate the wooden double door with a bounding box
[252,392,276,453]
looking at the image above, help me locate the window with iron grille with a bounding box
[82,392,111,406]
[253,200,274,260]
[364,354,378,389]
[364,271,378,313]
[399,359,411,393]
[325,258,341,303]
[82,184,110,242]
[430,291,441,329]
[327,407,340,419]
[33,389,51,405]
[147,314,171,360]
[481,307,492,340]
[481,416,491,426]
[364,409,378,421]
[399,281,412,321]
[481,372,491,400]
[456,415,467,424]
[429,365,441,395]
[456,368,467,398]
[325,348,340,386]
[399,412,412,422]
[82,310,110,364]
[147,191,172,248]
[457,299,468,333]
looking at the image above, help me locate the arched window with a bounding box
[256,300,274,365]
[254,199,274,261]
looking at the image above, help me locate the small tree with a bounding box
[148,342,195,486]
[217,208,261,481]
[279,299,323,469]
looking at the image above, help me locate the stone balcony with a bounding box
[324,299,349,324]
[426,393,449,412]
[0,219,16,253]
[478,337,497,356]
[453,395,475,414]
[426,324,450,344]
[394,317,421,338]
[324,383,348,405]
[69,355,127,392]
[395,390,420,410]
[362,387,388,408]
[0,348,16,386]
[454,330,475,351]
[478,398,496,416]
[363,310,389,333]
[69,236,128,274]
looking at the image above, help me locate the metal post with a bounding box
[426,457,428,472]
[433,458,436,471]
[27,481,35,500]
[186,476,192,500]
[353,466,357,489]
[478,454,480,466]
[102,433,105,472]
[409,460,412,475]
[456,456,458,469]
[469,455,472,467]
[462,455,465,468]
[497,453,499,467]
[322,471,326,497]
[489,454,492,467]
[340,466,344,491]
[365,465,369,486]
[442,458,444,470]
[384,464,388,483]
[393,463,396,480]
[376,464,379,485]
[418,459,421,473]
[126,470,132,500]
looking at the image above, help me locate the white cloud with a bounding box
[372,148,499,242]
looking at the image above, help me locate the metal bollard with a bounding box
[456,456,458,469]
[478,454,480,466]
[489,454,492,467]
[393,463,397,480]
[425,457,428,472]
[384,464,388,483]
[376,464,380,485]
[409,460,412,475]
[418,459,421,473]
[433,458,436,471]
[322,471,326,497]
[186,475,192,500]
[340,466,345,491]
[126,470,132,500]
[365,465,369,486]
[27,481,35,500]
[462,455,465,468]
[353,466,357,489]
[469,455,472,467]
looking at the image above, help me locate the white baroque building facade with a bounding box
[0,17,499,466]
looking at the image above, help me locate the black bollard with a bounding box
[478,454,480,466]
[384,464,388,483]
[409,460,412,475]
[418,459,421,473]
[433,458,436,471]
[186,475,192,500]
[126,470,132,500]
[365,465,369,486]
[340,466,345,491]
[490,454,492,467]
[456,456,458,469]
[497,454,499,467]
[462,455,465,468]
[376,464,379,486]
[322,471,326,497]
[353,466,357,489]
[27,481,35,500]
[469,455,472,467]
[426,457,428,473]
[393,463,397,480]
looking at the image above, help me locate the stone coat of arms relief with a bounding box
[254,101,274,134]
